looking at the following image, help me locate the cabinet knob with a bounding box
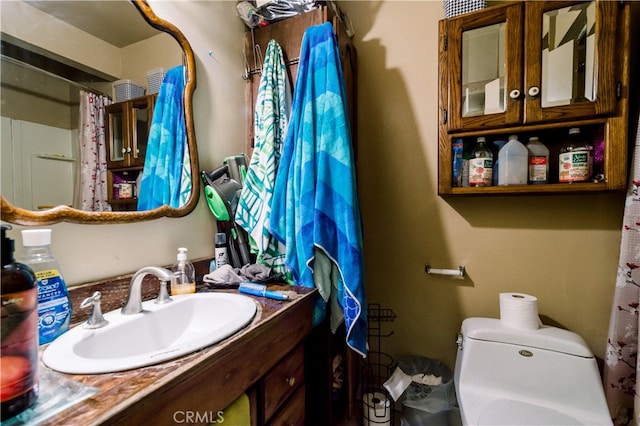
[126,147,132,153]
[285,376,296,387]
[527,86,540,98]
[121,148,127,154]
[509,89,521,100]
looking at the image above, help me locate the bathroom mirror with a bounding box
[0,0,199,225]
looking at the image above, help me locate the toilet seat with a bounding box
[478,399,581,425]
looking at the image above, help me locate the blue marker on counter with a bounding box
[238,282,289,301]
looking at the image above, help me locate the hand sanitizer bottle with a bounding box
[20,229,72,345]
[171,247,195,295]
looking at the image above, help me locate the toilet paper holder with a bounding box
[425,264,465,278]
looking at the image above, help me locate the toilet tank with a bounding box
[454,318,611,425]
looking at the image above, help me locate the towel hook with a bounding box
[241,48,251,80]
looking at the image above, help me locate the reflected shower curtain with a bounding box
[605,111,640,425]
[76,91,112,211]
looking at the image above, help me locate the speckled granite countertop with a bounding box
[29,259,316,425]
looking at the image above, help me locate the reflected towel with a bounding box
[138,65,188,210]
[270,22,367,356]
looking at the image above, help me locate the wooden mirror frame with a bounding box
[1,0,199,225]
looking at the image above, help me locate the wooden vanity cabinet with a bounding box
[438,0,635,196]
[95,287,315,426]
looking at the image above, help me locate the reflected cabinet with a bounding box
[438,0,636,195]
[105,94,156,210]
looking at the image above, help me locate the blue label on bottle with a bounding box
[35,269,71,345]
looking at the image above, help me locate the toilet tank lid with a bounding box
[461,318,594,358]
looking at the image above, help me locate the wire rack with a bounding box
[362,303,396,425]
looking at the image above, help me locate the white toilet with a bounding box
[454,317,612,425]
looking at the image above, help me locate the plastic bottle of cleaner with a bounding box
[526,136,549,184]
[559,127,592,183]
[492,140,507,186]
[215,233,229,268]
[498,135,528,185]
[468,137,493,187]
[1,225,39,419]
[171,247,195,295]
[20,229,71,345]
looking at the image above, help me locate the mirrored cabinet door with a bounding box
[131,96,155,167]
[108,109,126,164]
[524,0,618,122]
[446,3,524,131]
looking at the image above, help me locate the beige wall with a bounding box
[339,0,623,368]
[1,1,122,78]
[4,1,624,371]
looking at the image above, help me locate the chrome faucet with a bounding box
[121,266,175,315]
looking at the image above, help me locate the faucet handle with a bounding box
[80,291,109,329]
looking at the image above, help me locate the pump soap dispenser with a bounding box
[171,247,196,295]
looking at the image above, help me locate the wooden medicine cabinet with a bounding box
[438,0,636,196]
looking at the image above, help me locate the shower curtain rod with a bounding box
[1,54,112,98]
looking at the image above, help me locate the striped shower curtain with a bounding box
[604,112,640,425]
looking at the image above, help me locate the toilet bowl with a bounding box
[454,317,612,425]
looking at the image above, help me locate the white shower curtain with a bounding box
[76,91,112,212]
[605,112,640,425]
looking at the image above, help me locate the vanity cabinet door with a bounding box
[261,343,305,422]
[266,384,305,426]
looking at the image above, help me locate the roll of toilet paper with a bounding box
[362,392,391,425]
[499,293,540,330]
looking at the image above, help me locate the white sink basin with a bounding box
[43,292,257,374]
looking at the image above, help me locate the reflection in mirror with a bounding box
[541,1,595,108]
[0,0,199,225]
[461,22,505,117]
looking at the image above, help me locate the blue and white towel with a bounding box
[270,23,367,357]
[236,39,291,278]
[138,65,190,210]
